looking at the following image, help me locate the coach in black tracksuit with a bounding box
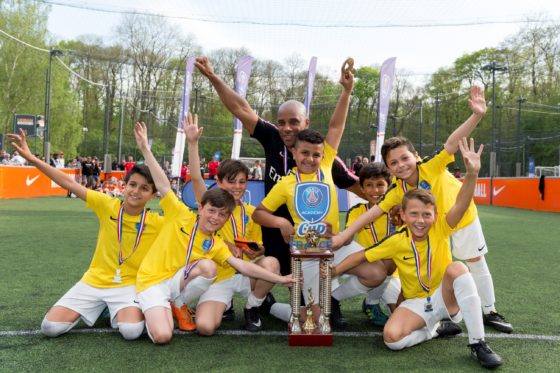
[195,57,360,275]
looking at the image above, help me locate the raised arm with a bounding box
[134,122,171,196]
[195,57,259,135]
[325,61,354,151]
[444,86,487,155]
[332,204,384,249]
[184,113,207,204]
[446,137,483,228]
[7,130,87,200]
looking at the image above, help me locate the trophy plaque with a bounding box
[288,229,334,346]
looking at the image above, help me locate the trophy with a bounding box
[288,228,333,346]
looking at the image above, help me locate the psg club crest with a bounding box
[202,239,213,252]
[419,180,431,190]
[294,182,330,223]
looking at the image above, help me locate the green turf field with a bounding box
[1,197,559,372]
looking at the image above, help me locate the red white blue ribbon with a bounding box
[117,206,146,265]
[410,236,432,294]
[368,212,391,243]
[230,203,247,239]
[295,168,323,183]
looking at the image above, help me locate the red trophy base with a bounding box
[288,325,333,347]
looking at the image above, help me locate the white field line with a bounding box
[1,328,559,341]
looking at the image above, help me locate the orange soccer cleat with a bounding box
[170,302,196,331]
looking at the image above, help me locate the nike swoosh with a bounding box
[252,319,262,328]
[110,216,118,221]
[180,227,190,236]
[403,256,414,260]
[26,175,40,186]
[493,186,506,197]
[133,300,140,304]
[477,244,486,252]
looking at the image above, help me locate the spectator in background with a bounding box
[81,156,94,187]
[10,150,27,166]
[207,156,219,180]
[124,155,135,174]
[57,152,65,168]
[0,150,8,164]
[252,159,263,180]
[362,156,369,166]
[180,161,188,186]
[92,157,101,189]
[200,157,206,176]
[453,167,462,179]
[49,153,59,168]
[352,156,363,175]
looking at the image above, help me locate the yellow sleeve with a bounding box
[260,179,288,213]
[377,185,401,212]
[364,236,396,263]
[422,148,455,174]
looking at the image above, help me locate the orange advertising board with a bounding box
[0,166,126,199]
[473,177,560,213]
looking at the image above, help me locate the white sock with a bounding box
[365,277,390,305]
[182,276,216,305]
[454,272,484,344]
[382,277,401,305]
[270,302,292,322]
[245,292,266,309]
[466,258,496,314]
[332,276,371,301]
[385,327,432,350]
[41,318,79,337]
[118,321,145,340]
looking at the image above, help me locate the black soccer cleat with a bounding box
[483,311,513,333]
[330,296,349,329]
[244,306,263,332]
[435,320,462,338]
[259,292,276,317]
[469,340,503,369]
[222,300,235,321]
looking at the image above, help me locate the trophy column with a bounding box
[289,257,302,334]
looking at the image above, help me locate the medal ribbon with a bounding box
[295,168,323,183]
[230,203,247,239]
[283,145,289,176]
[368,212,391,244]
[410,236,432,293]
[186,219,214,266]
[401,166,420,192]
[117,206,147,265]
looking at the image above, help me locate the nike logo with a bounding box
[403,256,414,260]
[133,300,140,304]
[477,244,486,252]
[180,227,191,236]
[110,216,118,221]
[26,175,40,186]
[493,186,506,197]
[252,319,262,328]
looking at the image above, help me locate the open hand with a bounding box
[134,122,149,150]
[194,57,214,78]
[458,137,483,175]
[182,112,203,143]
[7,129,33,160]
[468,86,487,116]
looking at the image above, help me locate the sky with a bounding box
[45,0,560,82]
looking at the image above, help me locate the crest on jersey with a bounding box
[419,180,431,190]
[202,239,213,252]
[294,182,330,223]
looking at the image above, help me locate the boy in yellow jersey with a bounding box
[334,86,512,333]
[331,138,502,369]
[184,113,280,333]
[133,121,293,344]
[8,130,162,341]
[344,163,401,326]
[253,69,391,328]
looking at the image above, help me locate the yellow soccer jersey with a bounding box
[81,189,164,288]
[346,203,392,248]
[377,148,476,230]
[216,202,263,281]
[261,142,339,235]
[136,191,232,293]
[364,218,453,300]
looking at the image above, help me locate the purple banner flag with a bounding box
[171,57,196,177]
[374,57,397,163]
[304,56,318,115]
[231,55,254,159]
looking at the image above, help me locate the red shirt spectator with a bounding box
[124,156,135,174]
[208,159,219,180]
